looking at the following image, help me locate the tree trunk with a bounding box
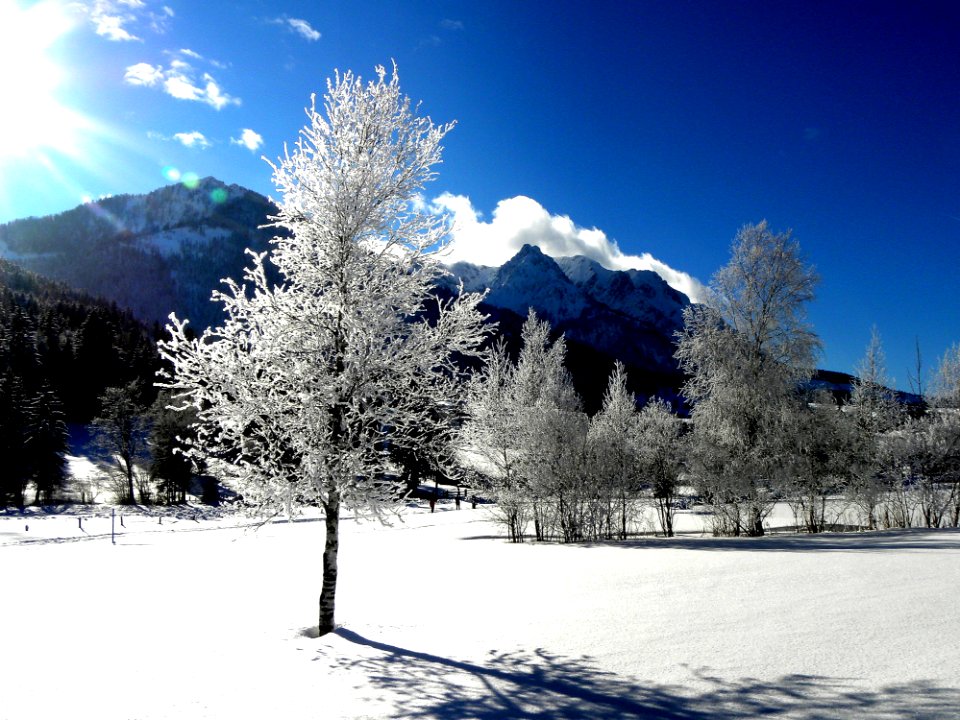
[620,490,628,540]
[123,453,135,504]
[749,505,765,536]
[318,493,340,636]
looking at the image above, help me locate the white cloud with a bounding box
[201,74,236,110]
[77,0,170,41]
[271,16,320,41]
[173,131,210,149]
[231,128,263,152]
[123,62,163,85]
[417,35,442,49]
[124,59,240,110]
[440,19,464,30]
[150,4,174,32]
[287,17,320,41]
[433,194,708,303]
[164,47,228,70]
[162,73,200,100]
[93,13,138,41]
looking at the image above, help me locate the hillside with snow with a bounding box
[0,178,278,330]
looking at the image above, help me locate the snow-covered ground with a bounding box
[2,502,959,719]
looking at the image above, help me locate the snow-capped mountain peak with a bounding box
[441,244,693,372]
[553,254,689,330]
[486,244,591,324]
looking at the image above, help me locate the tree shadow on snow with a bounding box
[317,628,959,719]
[581,527,960,554]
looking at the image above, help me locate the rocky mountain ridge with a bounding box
[443,244,691,372]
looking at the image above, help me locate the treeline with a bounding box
[462,224,960,542]
[0,259,162,506]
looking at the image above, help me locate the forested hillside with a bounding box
[0,258,159,506]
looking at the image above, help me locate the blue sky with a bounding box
[1,0,958,389]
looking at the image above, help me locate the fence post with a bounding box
[111,508,115,545]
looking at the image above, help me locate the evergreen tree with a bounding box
[0,373,30,507]
[27,382,69,505]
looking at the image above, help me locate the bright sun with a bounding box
[0,1,83,160]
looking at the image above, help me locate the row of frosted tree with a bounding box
[462,310,684,542]
[462,223,960,541]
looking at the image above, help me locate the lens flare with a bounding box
[0,1,80,159]
[210,188,228,204]
[162,166,182,182]
[181,172,200,190]
[81,195,127,233]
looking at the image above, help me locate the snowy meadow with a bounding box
[3,502,959,719]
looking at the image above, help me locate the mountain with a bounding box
[444,244,691,375]
[0,182,695,410]
[553,254,688,331]
[0,178,279,330]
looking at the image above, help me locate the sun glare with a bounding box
[0,1,83,159]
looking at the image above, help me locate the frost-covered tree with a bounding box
[636,397,685,537]
[887,413,959,528]
[849,327,902,435]
[676,221,820,536]
[931,342,960,409]
[931,343,960,524]
[893,342,960,528]
[462,311,584,542]
[513,312,585,542]
[159,65,487,635]
[588,362,640,539]
[785,394,864,533]
[462,339,528,541]
[461,311,592,542]
[844,328,904,528]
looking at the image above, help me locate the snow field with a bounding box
[2,503,959,718]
